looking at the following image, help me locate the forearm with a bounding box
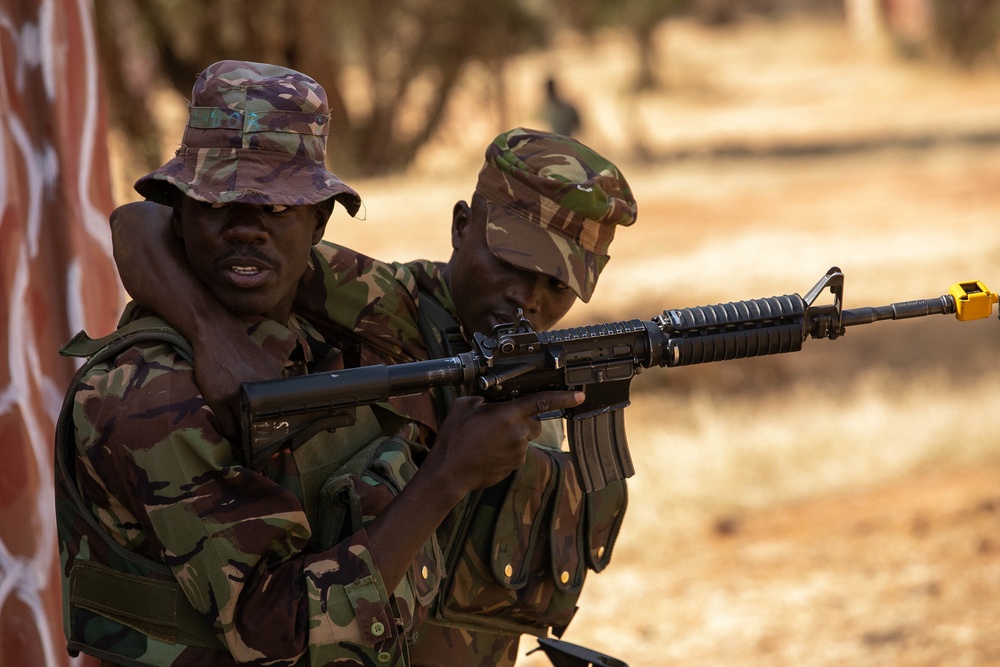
[365,458,467,592]
[110,202,279,437]
[110,201,244,341]
[365,390,584,591]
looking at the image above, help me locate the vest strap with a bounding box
[415,292,468,418]
[60,315,194,362]
[70,561,223,650]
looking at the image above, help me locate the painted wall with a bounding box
[0,0,122,664]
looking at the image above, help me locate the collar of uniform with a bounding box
[406,259,459,320]
[244,315,316,373]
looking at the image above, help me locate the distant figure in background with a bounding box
[543,76,581,137]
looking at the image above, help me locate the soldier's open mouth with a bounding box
[222,264,272,289]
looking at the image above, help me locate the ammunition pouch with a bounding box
[432,444,627,637]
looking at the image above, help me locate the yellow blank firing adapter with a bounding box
[949,280,998,321]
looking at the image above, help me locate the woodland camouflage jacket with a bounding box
[57,263,431,665]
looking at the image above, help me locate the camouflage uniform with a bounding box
[57,304,430,666]
[291,129,636,666]
[55,62,425,666]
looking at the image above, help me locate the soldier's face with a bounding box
[173,196,330,323]
[447,200,577,337]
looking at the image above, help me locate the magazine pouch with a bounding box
[433,445,627,637]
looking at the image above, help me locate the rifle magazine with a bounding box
[567,406,633,493]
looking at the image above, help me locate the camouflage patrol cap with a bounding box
[475,127,636,302]
[135,60,361,214]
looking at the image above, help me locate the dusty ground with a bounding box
[566,464,1000,666]
[111,16,1000,667]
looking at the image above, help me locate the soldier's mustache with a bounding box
[221,246,280,270]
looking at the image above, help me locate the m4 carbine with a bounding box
[240,267,997,492]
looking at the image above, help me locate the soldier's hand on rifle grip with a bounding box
[427,390,585,495]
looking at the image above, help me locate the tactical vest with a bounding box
[415,294,629,639]
[55,317,413,666]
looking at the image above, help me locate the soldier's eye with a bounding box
[549,278,570,291]
[264,205,290,214]
[201,201,228,210]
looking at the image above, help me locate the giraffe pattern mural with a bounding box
[1,0,121,664]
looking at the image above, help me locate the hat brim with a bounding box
[483,202,607,303]
[135,147,361,215]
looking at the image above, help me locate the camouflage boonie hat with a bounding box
[135,60,361,214]
[475,127,636,302]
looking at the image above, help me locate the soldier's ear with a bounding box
[312,200,335,244]
[168,188,184,239]
[451,200,471,250]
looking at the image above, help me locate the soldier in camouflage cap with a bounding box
[135,60,362,212]
[475,127,636,303]
[443,127,637,342]
[399,128,636,665]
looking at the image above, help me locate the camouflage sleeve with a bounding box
[295,243,427,364]
[72,342,405,665]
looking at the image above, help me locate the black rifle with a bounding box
[240,267,996,492]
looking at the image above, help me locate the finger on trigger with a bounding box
[530,390,585,416]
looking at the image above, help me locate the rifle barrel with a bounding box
[840,295,955,328]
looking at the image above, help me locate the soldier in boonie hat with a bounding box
[135,60,361,214]
[474,127,637,303]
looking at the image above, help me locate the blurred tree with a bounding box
[929,0,1000,67]
[94,0,546,176]
[549,0,695,91]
